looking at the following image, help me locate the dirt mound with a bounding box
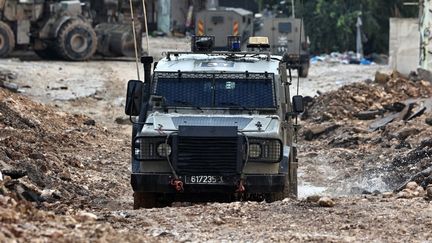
[0,192,149,242]
[0,88,130,210]
[300,72,432,196]
[305,72,432,121]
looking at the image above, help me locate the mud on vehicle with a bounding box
[125,36,304,208]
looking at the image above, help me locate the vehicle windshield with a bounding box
[152,72,276,109]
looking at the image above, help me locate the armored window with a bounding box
[214,78,275,108]
[153,77,213,107]
[152,72,276,109]
[278,22,292,33]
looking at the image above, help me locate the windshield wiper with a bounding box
[173,100,202,111]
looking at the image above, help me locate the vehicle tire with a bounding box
[55,19,97,61]
[133,192,157,209]
[298,63,309,78]
[266,192,284,202]
[0,21,15,58]
[288,160,298,198]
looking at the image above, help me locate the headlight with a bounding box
[134,137,169,160]
[248,138,282,162]
[249,144,261,158]
[157,143,172,157]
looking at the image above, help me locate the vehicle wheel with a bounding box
[133,192,157,209]
[55,19,97,61]
[298,64,309,78]
[266,192,284,202]
[0,21,15,58]
[288,160,298,198]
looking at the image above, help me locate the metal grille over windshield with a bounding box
[152,72,276,109]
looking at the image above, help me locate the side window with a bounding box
[211,16,224,25]
[278,22,292,33]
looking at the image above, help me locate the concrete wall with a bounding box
[157,0,171,33]
[389,18,420,75]
[420,0,432,70]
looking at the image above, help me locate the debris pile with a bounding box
[305,71,432,122]
[396,181,427,199]
[310,52,382,65]
[300,70,432,197]
[0,68,19,92]
[0,192,149,241]
[0,88,130,210]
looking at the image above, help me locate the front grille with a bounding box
[175,136,240,175]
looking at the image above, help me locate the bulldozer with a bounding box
[0,0,140,61]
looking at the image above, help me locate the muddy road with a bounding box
[1,37,432,242]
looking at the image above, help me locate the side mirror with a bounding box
[125,80,143,116]
[292,95,304,114]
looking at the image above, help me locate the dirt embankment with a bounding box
[300,71,432,196]
[0,88,131,207]
[0,88,151,241]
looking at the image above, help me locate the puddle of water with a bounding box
[356,174,391,193]
[298,183,327,198]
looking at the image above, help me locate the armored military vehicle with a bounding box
[0,0,138,60]
[195,8,253,50]
[125,36,304,208]
[255,16,310,77]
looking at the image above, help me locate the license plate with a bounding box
[184,175,224,184]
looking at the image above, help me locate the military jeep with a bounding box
[125,36,303,208]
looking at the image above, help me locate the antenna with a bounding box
[128,0,141,80]
[294,0,304,143]
[296,1,303,96]
[141,0,150,55]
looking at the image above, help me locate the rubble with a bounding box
[310,52,378,65]
[416,68,432,83]
[426,185,432,200]
[382,192,394,198]
[375,71,390,84]
[75,211,98,222]
[396,182,427,199]
[0,68,19,92]
[300,70,432,200]
[0,88,130,209]
[305,71,432,122]
[426,117,432,126]
[318,196,336,207]
[303,123,340,141]
[0,194,151,242]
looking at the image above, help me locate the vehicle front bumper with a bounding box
[131,173,285,193]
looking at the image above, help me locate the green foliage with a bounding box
[292,0,419,54]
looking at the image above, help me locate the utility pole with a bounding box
[291,0,295,18]
[356,13,363,58]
